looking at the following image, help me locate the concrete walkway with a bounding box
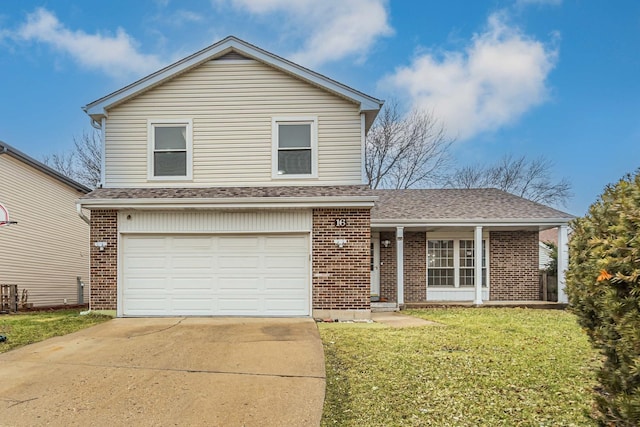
[371,312,441,328]
[0,317,325,426]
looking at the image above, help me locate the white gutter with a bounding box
[371,218,572,228]
[76,203,91,225]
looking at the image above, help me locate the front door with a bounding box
[371,232,380,299]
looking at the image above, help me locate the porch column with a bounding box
[396,226,404,306]
[557,225,569,303]
[474,226,483,305]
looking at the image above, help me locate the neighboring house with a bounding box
[539,228,558,270]
[0,141,91,307]
[79,36,573,320]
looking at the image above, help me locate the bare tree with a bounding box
[446,154,572,206]
[42,151,77,179]
[73,131,101,188]
[366,102,453,189]
[43,130,101,188]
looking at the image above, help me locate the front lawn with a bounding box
[0,309,112,353]
[319,308,599,426]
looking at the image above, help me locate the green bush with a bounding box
[566,170,640,426]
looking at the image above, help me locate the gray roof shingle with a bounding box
[371,188,573,221]
[82,186,573,222]
[82,185,373,200]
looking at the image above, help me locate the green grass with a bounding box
[0,309,112,353]
[319,308,599,427]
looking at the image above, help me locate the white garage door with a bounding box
[122,234,310,316]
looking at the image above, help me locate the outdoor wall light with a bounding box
[381,239,391,248]
[334,239,347,248]
[94,241,108,251]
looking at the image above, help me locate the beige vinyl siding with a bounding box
[0,155,90,306]
[105,59,363,187]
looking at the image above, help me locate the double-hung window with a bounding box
[148,119,192,180]
[272,117,317,178]
[428,238,488,287]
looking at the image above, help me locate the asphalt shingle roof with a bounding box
[82,185,373,200]
[371,188,574,220]
[82,186,573,221]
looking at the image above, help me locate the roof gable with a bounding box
[83,36,383,128]
[0,141,91,193]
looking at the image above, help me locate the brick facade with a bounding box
[90,210,118,310]
[379,230,541,303]
[379,231,397,302]
[489,231,540,301]
[312,208,370,311]
[378,231,426,303]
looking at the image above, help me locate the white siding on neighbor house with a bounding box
[105,59,363,188]
[0,155,90,307]
[118,210,312,234]
[539,242,552,270]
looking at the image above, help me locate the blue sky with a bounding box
[0,0,638,215]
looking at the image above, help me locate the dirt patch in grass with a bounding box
[320,308,599,426]
[0,309,112,354]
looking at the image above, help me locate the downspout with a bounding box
[77,203,90,225]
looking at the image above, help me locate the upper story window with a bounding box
[272,117,317,178]
[148,119,192,180]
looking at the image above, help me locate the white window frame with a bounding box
[147,118,193,181]
[426,232,490,289]
[271,116,318,179]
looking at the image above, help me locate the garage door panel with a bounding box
[171,278,215,290]
[171,255,213,269]
[265,255,307,269]
[219,255,260,269]
[171,298,215,311]
[126,278,169,290]
[126,256,169,269]
[218,236,260,250]
[123,234,309,316]
[264,278,308,290]
[219,277,260,290]
[265,236,308,250]
[171,237,214,250]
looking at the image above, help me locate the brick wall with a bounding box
[404,232,426,302]
[90,210,118,310]
[378,231,425,303]
[489,231,540,301]
[312,208,370,310]
[379,231,397,302]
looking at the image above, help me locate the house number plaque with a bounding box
[335,218,347,227]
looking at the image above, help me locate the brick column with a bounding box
[90,210,118,310]
[312,208,370,320]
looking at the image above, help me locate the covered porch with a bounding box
[369,189,574,310]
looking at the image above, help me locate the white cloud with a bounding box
[381,13,557,141]
[223,0,393,67]
[13,8,163,79]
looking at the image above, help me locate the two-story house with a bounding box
[79,36,573,319]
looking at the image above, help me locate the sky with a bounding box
[0,0,638,216]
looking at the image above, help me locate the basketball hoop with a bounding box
[0,203,17,227]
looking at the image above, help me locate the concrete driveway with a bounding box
[0,317,325,426]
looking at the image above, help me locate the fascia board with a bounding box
[78,196,377,210]
[83,36,382,119]
[371,218,573,228]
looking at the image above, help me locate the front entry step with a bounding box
[371,302,398,312]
